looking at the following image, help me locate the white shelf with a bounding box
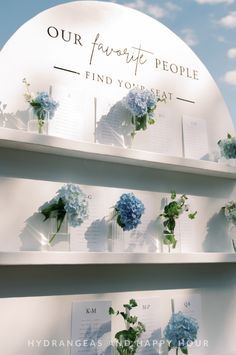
[0,251,235,265]
[0,128,236,179]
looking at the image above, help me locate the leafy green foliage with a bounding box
[117,213,126,229]
[40,198,65,221]
[160,192,197,250]
[131,100,164,135]
[109,307,115,315]
[40,197,66,244]
[188,211,197,220]
[109,299,145,355]
[30,101,47,121]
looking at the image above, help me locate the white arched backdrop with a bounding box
[0,2,236,355]
[0,0,234,149]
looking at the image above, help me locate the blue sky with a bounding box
[1,0,236,127]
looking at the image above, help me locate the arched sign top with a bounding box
[0,0,233,152]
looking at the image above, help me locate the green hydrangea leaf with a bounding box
[188,211,197,219]
[109,307,115,315]
[129,299,138,307]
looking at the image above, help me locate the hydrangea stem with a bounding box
[176,348,179,355]
[232,239,236,253]
[49,217,64,244]
[37,119,44,134]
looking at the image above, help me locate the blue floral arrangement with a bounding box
[222,200,236,225]
[23,78,59,133]
[164,311,199,355]
[222,200,236,252]
[113,193,145,231]
[39,183,89,244]
[218,133,236,159]
[123,87,161,137]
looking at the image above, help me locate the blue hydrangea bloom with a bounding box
[56,184,89,227]
[33,92,59,118]
[218,135,236,159]
[223,200,236,225]
[40,184,89,228]
[164,312,199,350]
[123,88,156,118]
[115,193,145,231]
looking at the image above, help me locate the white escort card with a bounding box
[182,115,209,160]
[135,297,162,355]
[95,95,133,148]
[132,107,183,157]
[123,191,162,253]
[71,300,112,355]
[179,213,198,252]
[48,86,95,142]
[70,187,109,252]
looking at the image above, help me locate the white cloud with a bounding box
[165,2,182,12]
[180,28,199,47]
[223,70,236,85]
[196,0,234,4]
[219,11,236,28]
[123,0,166,19]
[217,35,226,42]
[123,0,181,19]
[228,48,236,58]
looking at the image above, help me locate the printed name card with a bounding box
[182,115,209,160]
[71,300,112,355]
